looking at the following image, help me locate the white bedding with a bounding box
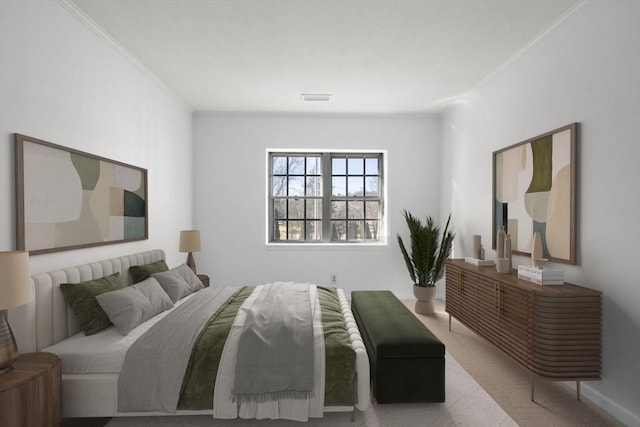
[43,292,197,374]
[24,247,369,418]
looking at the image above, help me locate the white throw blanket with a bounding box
[213,283,326,421]
[233,282,314,401]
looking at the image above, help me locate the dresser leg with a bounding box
[576,380,581,401]
[530,374,535,402]
[448,314,451,331]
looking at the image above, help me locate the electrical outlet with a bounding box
[330,274,337,284]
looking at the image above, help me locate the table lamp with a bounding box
[179,230,201,274]
[0,251,33,375]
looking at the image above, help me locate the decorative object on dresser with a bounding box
[445,259,601,401]
[466,234,493,266]
[495,230,513,274]
[504,234,512,266]
[0,352,61,427]
[14,134,148,255]
[179,229,201,273]
[0,251,33,375]
[492,123,577,264]
[496,225,506,258]
[517,265,564,285]
[530,231,545,268]
[495,258,510,274]
[397,210,454,315]
[464,257,495,267]
[472,234,482,259]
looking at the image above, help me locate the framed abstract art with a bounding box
[15,134,148,254]
[492,123,577,264]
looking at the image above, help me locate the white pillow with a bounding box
[151,264,203,302]
[96,277,174,335]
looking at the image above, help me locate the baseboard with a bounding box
[565,381,639,427]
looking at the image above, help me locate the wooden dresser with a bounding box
[0,352,61,427]
[445,259,601,400]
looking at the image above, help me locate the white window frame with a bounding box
[266,149,387,245]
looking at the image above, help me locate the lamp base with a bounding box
[186,252,197,274]
[0,309,18,375]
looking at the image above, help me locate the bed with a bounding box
[12,249,370,420]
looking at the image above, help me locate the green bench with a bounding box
[351,290,445,403]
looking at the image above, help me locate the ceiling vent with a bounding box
[301,93,332,102]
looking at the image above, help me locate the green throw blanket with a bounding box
[178,286,356,409]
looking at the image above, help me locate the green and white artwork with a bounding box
[15,134,148,254]
[493,124,577,264]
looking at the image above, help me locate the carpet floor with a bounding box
[104,349,514,427]
[67,297,623,427]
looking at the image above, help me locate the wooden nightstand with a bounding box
[197,274,210,287]
[0,352,61,427]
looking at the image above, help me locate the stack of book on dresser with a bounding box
[464,257,495,266]
[517,265,564,285]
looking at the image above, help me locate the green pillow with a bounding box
[60,272,125,336]
[129,260,169,283]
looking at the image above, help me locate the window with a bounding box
[268,151,385,243]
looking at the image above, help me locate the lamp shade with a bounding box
[0,251,33,310]
[179,230,201,253]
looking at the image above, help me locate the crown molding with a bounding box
[55,0,191,110]
[472,0,589,93]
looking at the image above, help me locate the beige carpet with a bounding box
[409,299,622,427]
[104,348,514,427]
[69,298,622,427]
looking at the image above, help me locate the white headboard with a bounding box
[8,249,165,353]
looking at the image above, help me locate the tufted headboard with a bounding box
[9,249,165,353]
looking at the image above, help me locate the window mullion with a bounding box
[322,152,331,242]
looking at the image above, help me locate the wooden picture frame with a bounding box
[492,123,577,264]
[15,134,148,255]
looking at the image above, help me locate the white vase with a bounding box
[413,285,436,315]
[472,235,482,259]
[496,226,506,258]
[504,234,512,271]
[531,232,543,267]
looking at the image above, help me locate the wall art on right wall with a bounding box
[492,123,577,264]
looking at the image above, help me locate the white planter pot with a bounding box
[413,285,436,315]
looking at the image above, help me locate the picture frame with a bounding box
[15,134,148,255]
[492,123,577,264]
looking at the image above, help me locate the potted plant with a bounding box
[397,210,455,314]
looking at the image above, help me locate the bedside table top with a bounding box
[0,352,60,392]
[197,274,210,287]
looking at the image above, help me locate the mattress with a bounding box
[43,293,197,374]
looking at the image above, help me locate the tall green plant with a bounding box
[397,210,455,287]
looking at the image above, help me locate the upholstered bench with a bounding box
[351,290,445,403]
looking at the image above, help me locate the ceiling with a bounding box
[64,0,584,115]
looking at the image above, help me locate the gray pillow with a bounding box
[174,263,204,291]
[96,277,174,335]
[151,264,203,302]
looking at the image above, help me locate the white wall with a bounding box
[441,2,640,425]
[0,2,193,288]
[3,0,636,424]
[193,114,441,300]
